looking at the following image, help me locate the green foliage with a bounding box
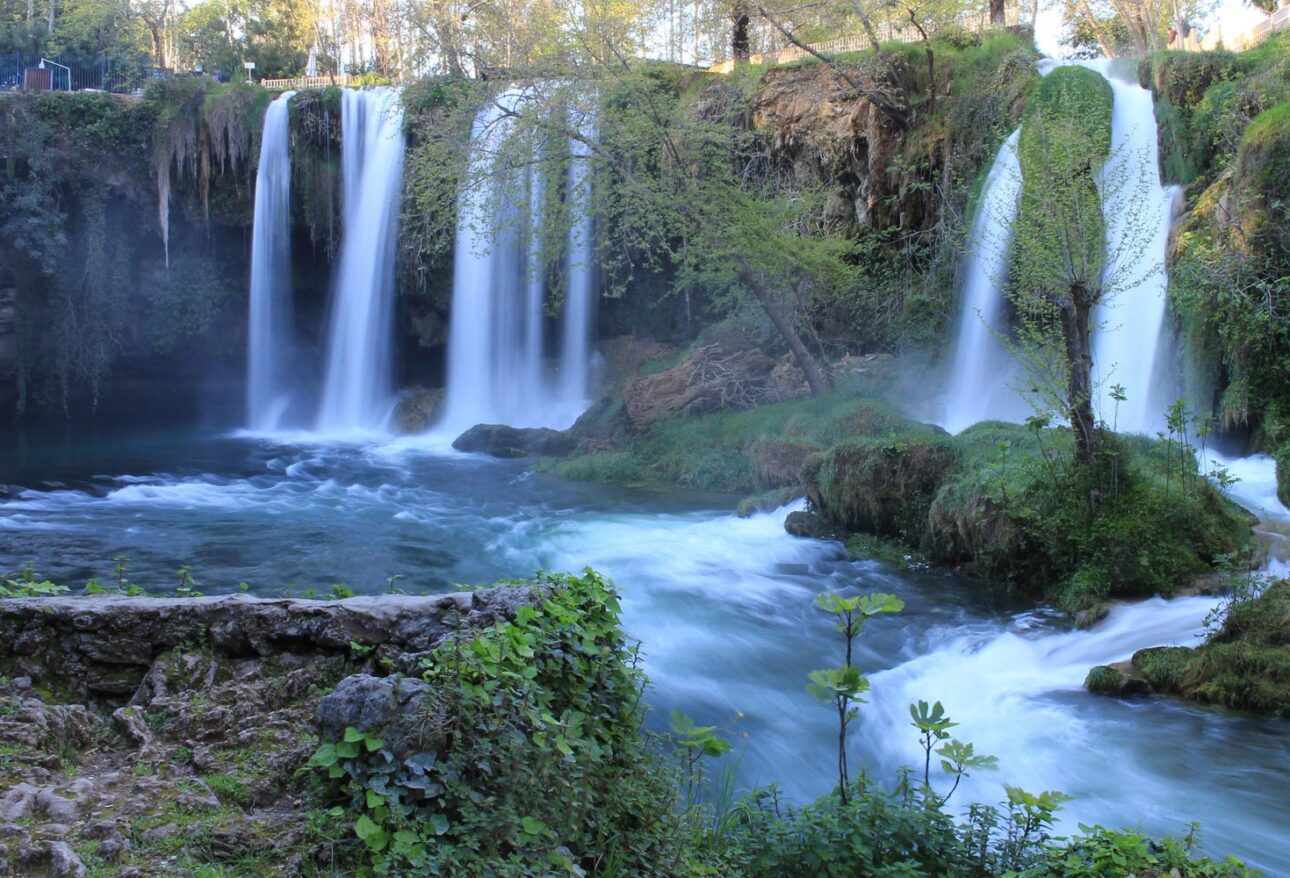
[1022,825,1251,877]
[808,590,902,803]
[713,773,1244,878]
[0,86,257,415]
[546,392,919,494]
[1155,38,1290,438]
[0,565,69,598]
[398,76,486,299]
[143,253,238,352]
[309,570,689,876]
[816,435,957,543]
[808,417,1249,612]
[909,700,996,801]
[1139,579,1290,717]
[1012,65,1113,300]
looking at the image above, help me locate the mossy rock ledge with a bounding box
[1085,581,1290,717]
[0,589,542,876]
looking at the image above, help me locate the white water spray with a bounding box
[940,62,1182,435]
[439,89,598,434]
[316,88,406,433]
[558,112,597,414]
[1085,60,1182,435]
[941,128,1027,433]
[246,91,296,431]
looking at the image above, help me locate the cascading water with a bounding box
[316,88,406,433]
[1085,59,1182,435]
[558,114,597,414]
[246,90,296,431]
[940,62,1181,435]
[439,89,598,434]
[941,128,1027,433]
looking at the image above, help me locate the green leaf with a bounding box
[430,813,450,836]
[306,743,338,767]
[521,816,547,836]
[343,726,365,743]
[354,814,381,841]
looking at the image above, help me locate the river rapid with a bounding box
[2,427,1287,872]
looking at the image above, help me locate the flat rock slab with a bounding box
[0,588,539,703]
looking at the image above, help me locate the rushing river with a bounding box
[2,427,1288,872]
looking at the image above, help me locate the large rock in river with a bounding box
[452,423,576,458]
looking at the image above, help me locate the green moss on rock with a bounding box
[1084,665,1126,694]
[1124,582,1290,717]
[816,436,956,543]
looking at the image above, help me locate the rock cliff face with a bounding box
[0,588,539,876]
[748,60,912,232]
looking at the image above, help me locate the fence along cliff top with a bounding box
[708,4,1022,74]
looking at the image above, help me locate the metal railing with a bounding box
[709,7,1021,73]
[1243,4,1290,46]
[0,52,168,94]
[260,73,352,90]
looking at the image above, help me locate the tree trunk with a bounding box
[990,0,1006,25]
[738,269,831,396]
[732,0,751,62]
[46,0,54,34]
[1061,287,1098,465]
[1075,0,1117,58]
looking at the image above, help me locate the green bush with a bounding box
[810,420,1250,611]
[309,571,690,876]
[1020,826,1251,878]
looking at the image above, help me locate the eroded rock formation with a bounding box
[0,588,540,876]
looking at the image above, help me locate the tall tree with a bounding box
[1007,67,1154,463]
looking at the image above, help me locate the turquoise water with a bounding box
[2,427,1287,872]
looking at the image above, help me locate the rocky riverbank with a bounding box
[0,588,540,877]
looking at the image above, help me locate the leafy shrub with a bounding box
[810,419,1249,611]
[309,571,690,876]
[1020,826,1251,877]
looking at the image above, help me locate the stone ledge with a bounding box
[0,587,540,703]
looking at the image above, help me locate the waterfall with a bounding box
[1086,59,1181,435]
[316,88,406,433]
[440,89,598,434]
[941,62,1179,436]
[246,90,296,431]
[558,115,596,413]
[941,129,1027,433]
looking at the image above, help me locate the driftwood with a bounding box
[623,343,808,428]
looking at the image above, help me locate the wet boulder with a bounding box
[452,424,576,458]
[392,387,444,434]
[1084,661,1152,697]
[315,674,444,759]
[784,510,841,541]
